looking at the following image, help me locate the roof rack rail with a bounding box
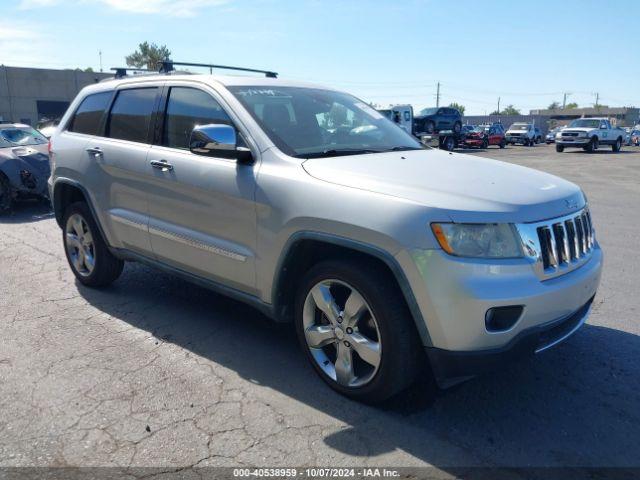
[159,60,277,78]
[110,67,156,79]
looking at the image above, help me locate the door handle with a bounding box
[150,159,173,171]
[86,147,103,156]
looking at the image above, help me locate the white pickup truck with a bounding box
[555,118,625,153]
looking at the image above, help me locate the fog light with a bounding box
[485,306,524,332]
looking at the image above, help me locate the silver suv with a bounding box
[49,68,603,402]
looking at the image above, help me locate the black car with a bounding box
[414,107,462,134]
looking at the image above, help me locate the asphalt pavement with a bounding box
[1,143,638,472]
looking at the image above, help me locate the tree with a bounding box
[565,102,578,110]
[448,102,465,115]
[548,101,560,110]
[126,42,172,70]
[493,104,520,115]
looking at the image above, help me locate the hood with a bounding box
[302,149,584,223]
[562,128,594,134]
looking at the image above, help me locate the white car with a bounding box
[556,118,625,153]
[505,123,536,146]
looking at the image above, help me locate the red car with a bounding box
[463,124,506,149]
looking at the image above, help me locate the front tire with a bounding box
[499,139,506,149]
[556,145,564,152]
[294,259,423,403]
[453,121,462,134]
[585,136,598,153]
[0,173,12,213]
[62,202,124,287]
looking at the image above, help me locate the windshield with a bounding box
[228,86,423,158]
[419,107,438,116]
[0,126,48,147]
[568,119,601,128]
[509,124,530,131]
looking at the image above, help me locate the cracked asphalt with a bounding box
[0,144,639,471]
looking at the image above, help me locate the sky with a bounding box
[1,0,638,115]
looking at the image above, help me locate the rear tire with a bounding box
[62,201,124,287]
[612,137,622,152]
[453,121,462,134]
[442,136,455,151]
[294,259,424,403]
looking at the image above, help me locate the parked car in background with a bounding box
[0,123,51,211]
[48,66,602,402]
[505,122,536,146]
[534,127,542,144]
[623,127,632,146]
[555,118,625,153]
[413,107,462,134]
[463,123,506,149]
[630,129,640,146]
[546,126,563,144]
[378,105,413,135]
[461,124,475,134]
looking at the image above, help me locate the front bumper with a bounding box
[396,241,602,351]
[557,138,590,146]
[505,136,528,143]
[463,138,484,147]
[426,297,593,386]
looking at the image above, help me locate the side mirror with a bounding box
[189,124,252,163]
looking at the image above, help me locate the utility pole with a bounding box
[435,82,441,108]
[594,92,600,110]
[99,50,103,72]
[562,92,572,109]
[497,97,501,115]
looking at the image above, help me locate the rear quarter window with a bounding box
[68,92,112,136]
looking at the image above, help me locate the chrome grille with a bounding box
[517,207,596,280]
[536,210,594,271]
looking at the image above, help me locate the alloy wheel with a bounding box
[65,213,96,277]
[302,279,381,388]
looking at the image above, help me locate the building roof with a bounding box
[531,106,638,116]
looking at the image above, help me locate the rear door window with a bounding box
[68,92,112,136]
[107,88,158,143]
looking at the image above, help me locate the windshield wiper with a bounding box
[299,148,384,159]
[378,146,423,152]
[299,146,424,159]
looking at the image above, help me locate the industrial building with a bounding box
[0,65,111,126]
[530,107,640,127]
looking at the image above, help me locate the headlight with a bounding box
[431,223,523,258]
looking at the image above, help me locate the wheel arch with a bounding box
[271,231,433,346]
[52,179,109,244]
